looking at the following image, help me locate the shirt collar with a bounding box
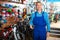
[36,11,43,14]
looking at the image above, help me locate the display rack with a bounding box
[0,0,26,11]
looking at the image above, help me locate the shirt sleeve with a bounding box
[44,12,50,32]
[29,13,35,26]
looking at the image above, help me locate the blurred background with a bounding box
[0,0,60,40]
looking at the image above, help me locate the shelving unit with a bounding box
[0,1,21,4]
[0,0,26,13]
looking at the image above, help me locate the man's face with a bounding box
[36,3,42,10]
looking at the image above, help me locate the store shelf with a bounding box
[0,1,21,4]
[0,0,21,11]
[50,33,60,37]
[50,30,60,33]
[0,5,9,9]
[50,28,60,37]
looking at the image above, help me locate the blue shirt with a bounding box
[29,11,50,32]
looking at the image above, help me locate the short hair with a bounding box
[36,1,42,6]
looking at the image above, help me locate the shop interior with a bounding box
[0,0,60,40]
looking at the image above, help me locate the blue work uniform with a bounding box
[29,11,50,40]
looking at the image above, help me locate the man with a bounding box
[49,9,54,23]
[29,2,50,40]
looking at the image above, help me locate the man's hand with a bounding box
[47,32,50,37]
[30,25,33,29]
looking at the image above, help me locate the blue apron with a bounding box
[33,12,47,40]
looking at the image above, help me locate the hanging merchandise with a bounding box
[13,5,17,8]
[6,9,12,16]
[2,10,6,14]
[2,16,7,23]
[12,7,16,13]
[7,9,12,13]
[21,0,24,4]
[9,4,13,8]
[22,8,27,19]
[50,3,54,9]
[0,14,2,27]
[18,9,20,18]
[19,0,21,3]
[12,13,15,16]
[29,4,33,8]
[0,14,2,20]
[2,9,6,17]
[15,12,18,17]
[33,0,37,2]
[5,4,13,8]
[5,4,9,8]
[12,8,16,16]
[5,12,10,17]
[12,0,20,2]
[12,7,19,17]
[1,3,5,7]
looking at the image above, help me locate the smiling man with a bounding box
[29,2,50,40]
